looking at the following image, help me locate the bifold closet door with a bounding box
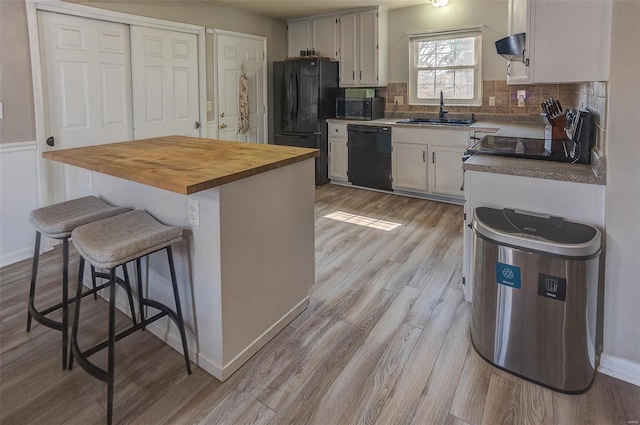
[130,26,200,139]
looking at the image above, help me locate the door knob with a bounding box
[194,121,200,129]
[220,112,225,118]
[220,123,227,129]
[46,136,55,147]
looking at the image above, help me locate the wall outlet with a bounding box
[489,96,496,106]
[394,96,404,106]
[188,199,199,226]
[517,90,526,107]
[85,170,93,189]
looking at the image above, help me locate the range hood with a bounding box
[495,33,526,62]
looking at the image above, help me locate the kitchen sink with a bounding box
[396,117,475,126]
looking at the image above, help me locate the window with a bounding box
[409,28,482,106]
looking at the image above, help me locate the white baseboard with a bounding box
[116,287,309,382]
[0,247,33,269]
[598,353,640,387]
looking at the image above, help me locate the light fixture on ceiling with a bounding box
[431,0,449,7]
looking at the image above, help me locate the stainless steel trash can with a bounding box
[471,207,601,393]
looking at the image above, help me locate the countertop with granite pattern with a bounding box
[327,117,605,185]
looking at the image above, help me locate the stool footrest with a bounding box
[29,274,132,331]
[80,311,165,360]
[71,296,183,381]
[28,302,64,331]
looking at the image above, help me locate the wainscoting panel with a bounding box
[0,141,39,267]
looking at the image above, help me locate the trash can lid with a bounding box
[473,207,601,257]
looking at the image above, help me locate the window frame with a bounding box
[408,28,483,107]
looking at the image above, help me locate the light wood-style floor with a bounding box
[1,184,638,425]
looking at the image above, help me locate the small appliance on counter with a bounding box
[336,96,385,121]
[465,108,595,164]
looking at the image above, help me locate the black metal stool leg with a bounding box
[107,268,117,425]
[26,232,41,332]
[166,246,191,374]
[121,265,137,326]
[136,258,145,330]
[90,265,98,300]
[68,257,85,370]
[61,238,70,370]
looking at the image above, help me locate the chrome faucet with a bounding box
[439,90,448,119]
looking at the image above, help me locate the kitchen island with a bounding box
[43,136,318,380]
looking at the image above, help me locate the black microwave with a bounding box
[336,97,384,121]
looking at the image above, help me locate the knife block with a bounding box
[549,115,568,140]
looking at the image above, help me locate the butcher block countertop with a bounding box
[42,136,319,195]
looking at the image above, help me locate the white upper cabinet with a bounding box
[506,0,611,84]
[288,7,388,87]
[312,15,339,60]
[338,12,358,86]
[338,7,388,87]
[287,19,311,57]
[357,8,387,87]
[506,0,530,84]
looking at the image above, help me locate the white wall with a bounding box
[388,0,508,83]
[600,0,640,385]
[0,142,39,267]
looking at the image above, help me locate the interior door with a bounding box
[131,26,200,139]
[216,32,266,143]
[39,11,133,203]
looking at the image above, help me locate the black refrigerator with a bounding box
[273,59,339,185]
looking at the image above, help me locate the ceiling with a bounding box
[204,0,428,20]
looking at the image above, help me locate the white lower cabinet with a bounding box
[328,122,348,181]
[429,145,466,197]
[328,138,348,181]
[392,127,468,202]
[392,142,428,193]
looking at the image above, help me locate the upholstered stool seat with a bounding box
[27,196,132,370]
[29,196,130,239]
[69,210,191,425]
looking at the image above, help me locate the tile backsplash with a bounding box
[378,80,607,152]
[576,81,607,153]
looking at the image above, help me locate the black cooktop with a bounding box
[467,136,578,163]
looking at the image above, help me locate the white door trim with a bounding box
[210,28,268,144]
[26,0,207,219]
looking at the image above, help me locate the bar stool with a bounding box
[68,210,191,425]
[27,196,134,370]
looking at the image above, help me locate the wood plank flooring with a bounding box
[1,184,638,425]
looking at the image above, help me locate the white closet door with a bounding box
[131,26,200,139]
[39,11,133,202]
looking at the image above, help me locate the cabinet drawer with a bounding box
[329,122,348,138]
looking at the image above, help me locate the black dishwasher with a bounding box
[347,124,392,191]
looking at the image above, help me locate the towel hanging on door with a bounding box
[239,63,249,135]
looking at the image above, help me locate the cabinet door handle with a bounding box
[352,71,355,81]
[432,152,435,163]
[360,70,362,80]
[422,151,426,162]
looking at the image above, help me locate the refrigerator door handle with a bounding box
[294,73,300,121]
